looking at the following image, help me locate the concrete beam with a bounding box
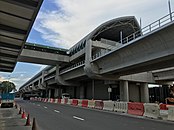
[95,22,174,76]
[18,49,70,65]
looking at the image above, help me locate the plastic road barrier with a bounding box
[78,99,82,107]
[88,100,95,108]
[103,101,115,111]
[50,98,54,103]
[72,99,78,106]
[61,99,65,104]
[114,102,128,113]
[159,104,169,119]
[94,100,104,110]
[82,100,88,107]
[128,102,144,116]
[167,105,174,121]
[48,98,50,102]
[56,99,61,104]
[64,98,68,104]
[67,99,72,105]
[54,99,58,103]
[143,103,160,119]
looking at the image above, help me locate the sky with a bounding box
[0,0,173,90]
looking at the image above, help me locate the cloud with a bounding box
[33,0,169,49]
[0,76,5,82]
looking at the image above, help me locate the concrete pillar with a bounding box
[140,83,149,103]
[54,88,59,98]
[48,89,51,98]
[80,86,85,99]
[92,80,95,100]
[85,40,92,63]
[120,80,129,102]
[58,86,62,98]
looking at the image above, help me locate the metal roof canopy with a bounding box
[0,0,43,72]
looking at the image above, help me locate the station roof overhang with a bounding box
[0,0,43,72]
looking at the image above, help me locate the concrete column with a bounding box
[80,86,85,99]
[140,83,149,103]
[85,40,92,63]
[120,81,129,102]
[58,86,62,98]
[92,80,95,100]
[48,89,51,98]
[54,88,59,98]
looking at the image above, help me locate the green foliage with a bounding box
[0,81,16,93]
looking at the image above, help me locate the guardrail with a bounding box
[92,11,174,60]
[60,60,85,74]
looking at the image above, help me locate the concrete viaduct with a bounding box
[0,0,174,103]
[19,12,174,103]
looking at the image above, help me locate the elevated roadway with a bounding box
[18,43,70,65]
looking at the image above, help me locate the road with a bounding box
[15,99,174,130]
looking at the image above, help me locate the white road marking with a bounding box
[54,110,60,113]
[44,106,47,109]
[73,116,84,121]
[37,104,40,106]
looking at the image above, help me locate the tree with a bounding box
[0,81,16,93]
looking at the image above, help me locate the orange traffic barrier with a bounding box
[57,99,61,104]
[128,102,144,116]
[159,104,168,110]
[82,100,88,107]
[94,100,104,110]
[25,114,31,126]
[71,99,78,106]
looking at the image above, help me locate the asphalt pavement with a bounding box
[15,99,174,130]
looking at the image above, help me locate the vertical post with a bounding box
[168,0,172,21]
[120,31,123,44]
[140,18,142,29]
[120,81,129,102]
[140,83,149,103]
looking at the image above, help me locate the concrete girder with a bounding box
[94,22,174,76]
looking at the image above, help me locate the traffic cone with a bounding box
[21,111,26,119]
[25,114,31,126]
[18,107,22,114]
[15,104,18,109]
[32,118,38,130]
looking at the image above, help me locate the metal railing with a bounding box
[60,60,85,74]
[92,11,174,60]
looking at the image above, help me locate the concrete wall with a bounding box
[94,80,109,100]
[86,82,92,99]
[129,83,140,102]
